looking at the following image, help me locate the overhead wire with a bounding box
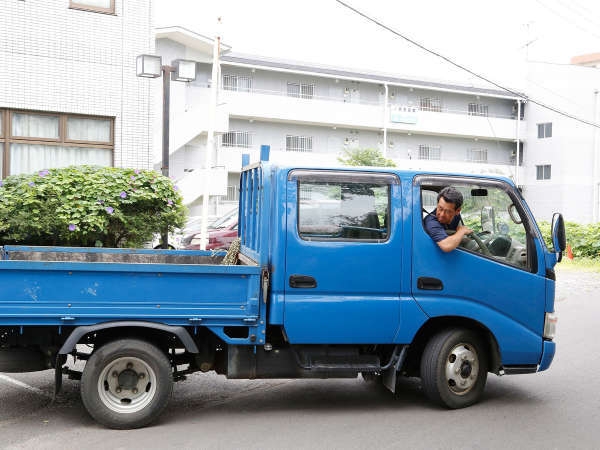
[553,0,600,29]
[533,0,600,41]
[335,0,600,129]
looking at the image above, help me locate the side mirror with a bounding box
[551,213,566,261]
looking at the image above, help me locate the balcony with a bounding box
[216,87,522,142]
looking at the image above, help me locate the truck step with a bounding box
[309,355,381,371]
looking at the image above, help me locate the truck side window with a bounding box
[298,180,390,241]
[422,183,530,269]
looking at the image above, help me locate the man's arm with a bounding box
[437,225,473,253]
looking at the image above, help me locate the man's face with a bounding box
[436,197,460,225]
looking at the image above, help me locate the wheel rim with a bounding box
[444,343,479,395]
[97,356,157,414]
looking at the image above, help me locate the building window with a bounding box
[69,0,115,14]
[287,83,314,99]
[420,97,442,112]
[286,135,313,152]
[536,164,551,180]
[1,109,114,178]
[419,144,441,160]
[537,122,552,138]
[221,131,252,148]
[468,103,489,117]
[223,75,252,92]
[467,148,488,163]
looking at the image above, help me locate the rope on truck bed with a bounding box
[221,238,241,265]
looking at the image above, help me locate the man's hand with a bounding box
[456,224,473,236]
[437,225,473,253]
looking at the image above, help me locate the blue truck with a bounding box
[0,161,565,429]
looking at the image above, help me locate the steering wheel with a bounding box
[447,229,493,257]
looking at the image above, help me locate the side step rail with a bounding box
[292,345,407,373]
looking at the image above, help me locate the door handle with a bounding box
[417,277,443,290]
[289,274,317,289]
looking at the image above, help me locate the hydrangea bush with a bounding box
[0,166,187,248]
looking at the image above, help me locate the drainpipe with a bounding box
[515,100,521,189]
[383,83,388,158]
[593,90,600,222]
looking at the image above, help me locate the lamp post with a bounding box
[136,54,197,248]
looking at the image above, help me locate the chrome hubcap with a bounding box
[445,343,479,395]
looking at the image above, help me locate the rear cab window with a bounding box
[289,170,398,242]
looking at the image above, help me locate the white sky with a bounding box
[154,0,600,91]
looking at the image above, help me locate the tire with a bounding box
[420,328,488,409]
[80,339,173,429]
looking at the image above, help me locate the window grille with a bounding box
[536,165,551,180]
[223,75,252,92]
[420,97,442,112]
[286,135,313,152]
[468,103,489,117]
[418,145,441,160]
[467,149,488,163]
[287,83,315,99]
[221,131,252,148]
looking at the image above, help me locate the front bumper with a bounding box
[538,340,556,372]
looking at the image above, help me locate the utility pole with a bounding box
[200,18,222,250]
[593,90,600,222]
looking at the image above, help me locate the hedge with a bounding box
[538,221,600,259]
[0,166,186,248]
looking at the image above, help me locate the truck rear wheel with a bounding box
[80,339,173,429]
[420,328,488,409]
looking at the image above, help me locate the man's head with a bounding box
[436,187,463,225]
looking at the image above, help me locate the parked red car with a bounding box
[182,208,238,250]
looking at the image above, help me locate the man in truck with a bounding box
[424,186,473,253]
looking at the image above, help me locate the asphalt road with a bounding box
[1,269,599,450]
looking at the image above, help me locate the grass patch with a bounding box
[555,257,600,273]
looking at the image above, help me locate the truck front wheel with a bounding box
[80,339,173,429]
[420,328,488,409]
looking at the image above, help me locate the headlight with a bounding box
[544,312,558,340]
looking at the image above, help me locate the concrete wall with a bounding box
[0,0,155,170]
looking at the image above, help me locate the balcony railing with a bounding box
[193,83,520,120]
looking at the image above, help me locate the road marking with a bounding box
[0,374,53,399]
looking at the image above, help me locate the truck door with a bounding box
[412,176,547,364]
[283,170,402,343]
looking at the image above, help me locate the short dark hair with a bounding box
[438,186,463,210]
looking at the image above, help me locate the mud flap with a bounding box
[53,354,67,400]
[382,346,408,393]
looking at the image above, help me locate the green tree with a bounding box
[337,148,396,167]
[0,166,187,248]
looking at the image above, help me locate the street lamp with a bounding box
[136,54,197,248]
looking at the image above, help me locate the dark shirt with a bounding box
[424,212,462,243]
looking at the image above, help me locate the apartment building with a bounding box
[524,58,600,223]
[156,27,525,218]
[0,0,155,179]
